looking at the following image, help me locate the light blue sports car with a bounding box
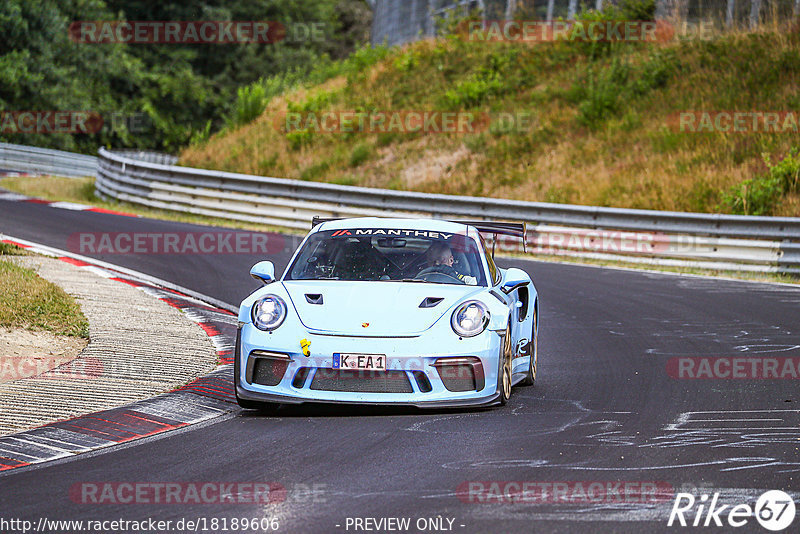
[235,217,538,409]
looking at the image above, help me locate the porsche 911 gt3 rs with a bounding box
[235,217,538,409]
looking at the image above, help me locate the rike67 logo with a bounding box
[668,490,796,531]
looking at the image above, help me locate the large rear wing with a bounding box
[310,217,526,255]
[452,221,526,256]
[449,220,525,239]
[311,217,524,236]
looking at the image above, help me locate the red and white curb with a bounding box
[0,190,139,218]
[0,236,239,473]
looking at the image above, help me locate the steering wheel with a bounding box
[415,266,464,284]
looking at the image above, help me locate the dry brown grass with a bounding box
[0,259,89,338]
[180,26,800,216]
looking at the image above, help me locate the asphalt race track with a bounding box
[1,197,799,533]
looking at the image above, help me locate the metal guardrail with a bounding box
[97,148,800,274]
[6,142,790,273]
[0,142,97,178]
[108,150,178,166]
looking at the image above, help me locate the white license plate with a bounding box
[332,353,386,371]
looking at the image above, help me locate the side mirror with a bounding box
[501,267,530,294]
[250,261,276,285]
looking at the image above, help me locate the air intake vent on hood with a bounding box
[305,294,324,305]
[419,297,444,309]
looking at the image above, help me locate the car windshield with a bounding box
[285,228,487,286]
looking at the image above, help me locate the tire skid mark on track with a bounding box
[442,456,796,473]
[431,400,800,478]
[0,237,239,475]
[461,486,800,523]
[641,409,800,456]
[404,398,597,437]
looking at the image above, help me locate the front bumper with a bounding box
[234,325,504,408]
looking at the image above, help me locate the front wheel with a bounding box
[521,308,538,386]
[498,324,513,405]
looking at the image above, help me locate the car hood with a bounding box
[282,281,483,336]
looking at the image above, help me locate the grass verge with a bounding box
[0,242,28,256]
[0,250,89,338]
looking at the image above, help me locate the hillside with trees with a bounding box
[0,0,371,153]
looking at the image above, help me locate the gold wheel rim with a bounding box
[531,311,538,380]
[503,326,512,398]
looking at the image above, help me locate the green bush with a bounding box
[561,0,656,59]
[614,0,657,21]
[341,45,392,79]
[190,120,213,145]
[220,45,390,134]
[721,175,784,215]
[286,130,315,151]
[349,143,373,167]
[443,73,505,109]
[331,175,359,186]
[573,51,674,129]
[464,133,488,153]
[766,148,800,191]
[229,84,267,128]
[300,160,331,180]
[721,148,800,215]
[633,51,674,95]
[258,153,280,175]
[393,50,421,72]
[288,89,339,114]
[376,132,399,147]
[575,58,628,127]
[0,243,25,256]
[440,47,519,109]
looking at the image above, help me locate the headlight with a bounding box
[451,300,490,337]
[251,295,287,331]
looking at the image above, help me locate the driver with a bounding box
[423,243,477,285]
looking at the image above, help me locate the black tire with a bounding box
[498,323,513,405]
[521,308,538,386]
